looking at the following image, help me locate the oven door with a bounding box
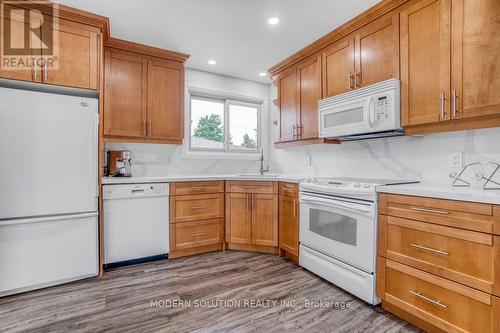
[319,96,374,138]
[299,192,376,273]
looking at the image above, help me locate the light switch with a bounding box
[448,152,463,169]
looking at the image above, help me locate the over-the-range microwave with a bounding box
[318,78,403,141]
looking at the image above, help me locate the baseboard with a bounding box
[279,248,298,264]
[226,243,278,254]
[170,243,223,259]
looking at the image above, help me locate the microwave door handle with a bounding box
[366,96,375,127]
[300,196,372,214]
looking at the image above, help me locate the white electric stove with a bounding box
[299,177,418,305]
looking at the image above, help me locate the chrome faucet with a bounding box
[259,148,269,175]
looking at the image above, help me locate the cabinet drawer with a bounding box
[379,259,497,333]
[170,194,224,223]
[171,219,223,250]
[170,181,224,195]
[226,181,278,194]
[380,194,499,234]
[379,215,499,295]
[279,182,299,197]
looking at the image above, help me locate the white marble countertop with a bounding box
[376,183,500,205]
[101,174,303,185]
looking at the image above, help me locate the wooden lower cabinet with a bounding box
[225,181,278,253]
[378,193,500,332]
[169,181,224,258]
[279,182,299,262]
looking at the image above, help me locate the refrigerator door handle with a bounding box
[0,212,98,227]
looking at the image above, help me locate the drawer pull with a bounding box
[410,207,449,215]
[409,290,447,309]
[191,205,209,210]
[191,186,209,190]
[410,243,448,256]
[191,232,208,237]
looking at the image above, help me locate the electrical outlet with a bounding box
[167,156,175,166]
[448,151,463,168]
[304,156,312,167]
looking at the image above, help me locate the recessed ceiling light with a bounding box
[268,17,280,25]
[208,59,216,65]
[259,72,267,77]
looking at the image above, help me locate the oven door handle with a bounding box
[300,196,372,214]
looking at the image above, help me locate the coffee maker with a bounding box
[106,150,132,177]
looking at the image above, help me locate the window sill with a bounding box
[182,150,260,160]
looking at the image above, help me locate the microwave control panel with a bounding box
[375,95,391,123]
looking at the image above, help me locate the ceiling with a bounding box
[57,0,381,83]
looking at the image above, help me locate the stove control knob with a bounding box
[364,184,372,189]
[312,179,319,183]
[354,183,361,188]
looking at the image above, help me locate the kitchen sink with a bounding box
[234,173,280,178]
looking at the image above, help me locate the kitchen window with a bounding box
[187,90,263,156]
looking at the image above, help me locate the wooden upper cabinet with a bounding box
[103,38,189,144]
[43,19,100,89]
[354,13,399,88]
[451,0,500,120]
[0,7,40,82]
[252,194,278,247]
[277,67,298,142]
[400,0,451,126]
[296,54,321,140]
[322,37,355,98]
[147,59,184,142]
[104,49,147,138]
[226,193,252,244]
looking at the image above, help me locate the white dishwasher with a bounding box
[103,183,169,267]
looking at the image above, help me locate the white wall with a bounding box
[105,69,274,177]
[268,85,500,187]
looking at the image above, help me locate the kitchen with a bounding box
[0,0,499,332]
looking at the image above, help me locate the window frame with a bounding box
[185,87,265,159]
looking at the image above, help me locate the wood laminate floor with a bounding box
[0,251,421,333]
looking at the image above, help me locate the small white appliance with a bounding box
[0,83,99,297]
[319,79,402,141]
[103,183,169,267]
[299,177,418,305]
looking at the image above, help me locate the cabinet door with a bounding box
[321,37,355,98]
[0,7,40,82]
[279,195,299,256]
[252,194,278,247]
[354,13,399,88]
[277,67,298,142]
[147,59,184,143]
[451,0,500,119]
[103,49,147,138]
[43,19,100,89]
[226,193,252,244]
[400,0,451,126]
[297,54,321,140]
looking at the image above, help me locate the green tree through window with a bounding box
[193,114,224,142]
[241,133,257,148]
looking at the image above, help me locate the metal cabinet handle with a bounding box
[409,291,447,309]
[452,89,458,118]
[410,207,449,216]
[292,123,297,140]
[191,205,209,210]
[43,63,47,81]
[191,232,208,237]
[34,61,38,80]
[297,125,303,139]
[440,92,446,120]
[148,120,152,137]
[142,120,146,136]
[355,71,361,87]
[348,72,355,90]
[191,186,209,190]
[410,243,448,256]
[293,199,297,218]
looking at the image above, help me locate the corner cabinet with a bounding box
[402,0,500,134]
[103,38,189,144]
[225,181,279,253]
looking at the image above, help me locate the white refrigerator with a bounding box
[0,85,99,297]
